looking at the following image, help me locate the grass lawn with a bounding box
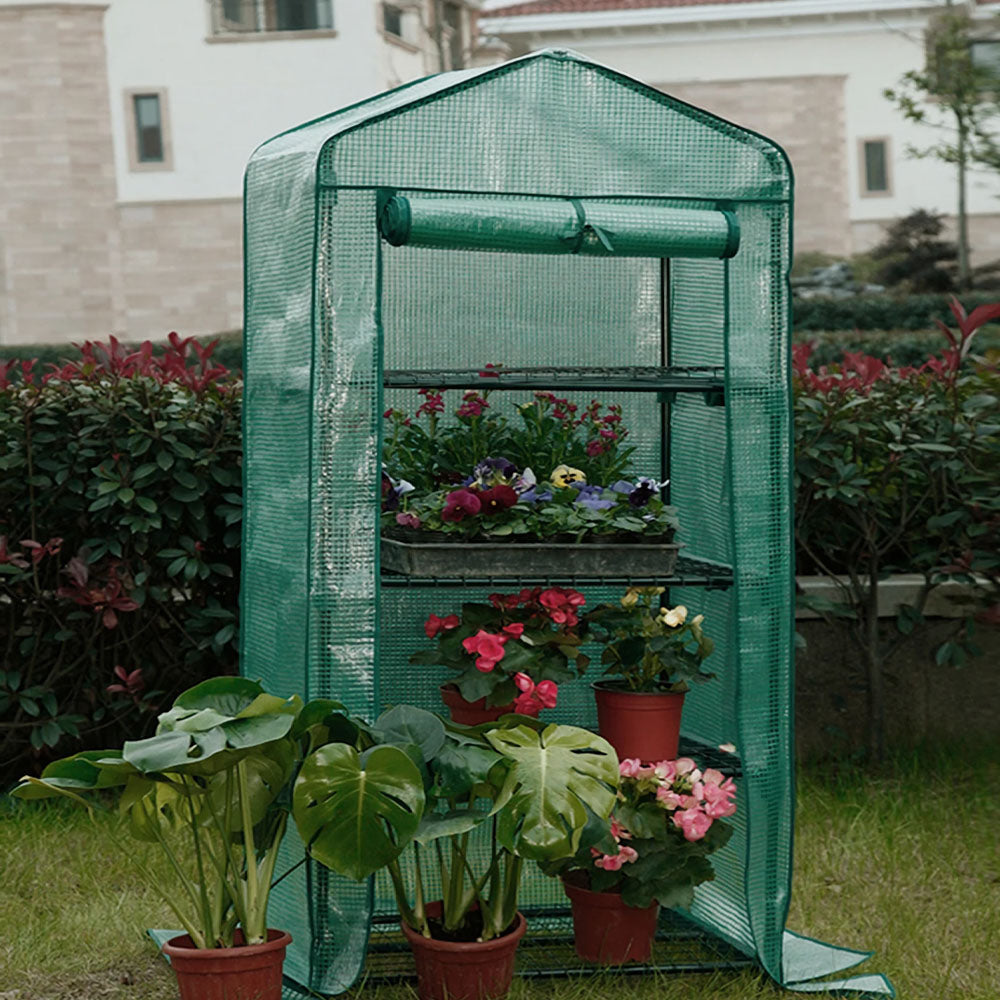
[2,743,998,1000]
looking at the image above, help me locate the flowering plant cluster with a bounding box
[382,385,635,494]
[409,587,590,711]
[546,755,736,910]
[583,587,715,693]
[383,456,679,543]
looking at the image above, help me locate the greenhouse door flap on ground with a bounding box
[230,48,893,999]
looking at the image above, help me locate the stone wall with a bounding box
[852,213,1000,267]
[659,75,850,256]
[0,3,119,345]
[116,198,242,341]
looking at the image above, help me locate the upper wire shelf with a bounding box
[383,366,725,399]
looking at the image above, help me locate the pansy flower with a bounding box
[441,488,481,522]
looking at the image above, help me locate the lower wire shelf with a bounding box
[362,907,755,981]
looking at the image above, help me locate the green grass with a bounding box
[3,746,999,999]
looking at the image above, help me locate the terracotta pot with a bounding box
[401,902,527,1000]
[562,876,659,964]
[440,683,513,725]
[161,929,291,1000]
[593,681,685,763]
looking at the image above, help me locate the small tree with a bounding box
[870,209,957,293]
[883,8,1000,291]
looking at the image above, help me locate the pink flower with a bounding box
[619,758,643,778]
[463,630,507,672]
[674,758,701,781]
[609,818,632,841]
[656,786,684,809]
[704,797,737,819]
[538,587,586,627]
[424,613,460,639]
[586,440,606,457]
[673,807,713,842]
[457,391,488,418]
[416,390,444,416]
[441,488,481,523]
[396,511,421,529]
[653,760,677,782]
[502,622,525,636]
[593,845,638,871]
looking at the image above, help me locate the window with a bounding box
[210,0,334,36]
[124,89,172,172]
[133,94,163,162]
[971,39,1000,82]
[383,2,403,38]
[860,138,891,197]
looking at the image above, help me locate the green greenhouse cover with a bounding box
[237,48,894,999]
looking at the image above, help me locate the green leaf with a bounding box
[375,705,446,761]
[413,808,488,845]
[293,743,425,881]
[116,487,135,503]
[136,496,158,514]
[486,724,618,861]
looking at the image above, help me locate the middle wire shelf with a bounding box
[379,554,734,590]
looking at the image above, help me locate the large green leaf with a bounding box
[413,808,488,845]
[293,743,425,881]
[375,705,446,761]
[434,740,504,799]
[169,677,267,717]
[485,724,618,861]
[10,750,133,803]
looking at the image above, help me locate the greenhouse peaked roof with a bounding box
[249,47,782,167]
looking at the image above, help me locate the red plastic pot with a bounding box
[562,876,659,964]
[593,681,685,763]
[440,683,513,725]
[401,902,527,1000]
[161,929,291,1000]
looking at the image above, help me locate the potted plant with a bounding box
[543,754,737,964]
[11,677,318,1000]
[293,705,619,1000]
[381,389,681,578]
[582,587,715,762]
[409,587,589,723]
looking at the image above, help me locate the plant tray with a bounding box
[380,536,682,579]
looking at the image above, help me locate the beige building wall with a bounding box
[852,214,1000,268]
[116,199,242,341]
[659,76,850,256]
[0,3,119,345]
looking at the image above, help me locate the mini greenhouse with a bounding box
[242,48,891,998]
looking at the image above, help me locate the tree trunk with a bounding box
[956,113,971,291]
[864,571,886,762]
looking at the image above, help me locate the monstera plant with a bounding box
[12,677,311,949]
[292,704,618,1000]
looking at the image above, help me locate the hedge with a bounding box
[793,290,1000,332]
[2,323,998,785]
[0,338,241,787]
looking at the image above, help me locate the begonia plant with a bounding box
[543,754,736,910]
[410,586,590,711]
[583,587,715,693]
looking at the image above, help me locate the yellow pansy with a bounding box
[550,464,586,488]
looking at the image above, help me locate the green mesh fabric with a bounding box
[378,194,739,258]
[243,49,891,998]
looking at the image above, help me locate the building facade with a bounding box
[478,0,1000,260]
[0,0,477,345]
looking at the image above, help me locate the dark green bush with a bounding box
[793,290,1000,332]
[795,327,1000,368]
[0,338,241,786]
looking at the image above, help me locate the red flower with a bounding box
[441,488,482,523]
[478,485,518,515]
[416,390,445,416]
[539,587,586,627]
[513,673,558,716]
[424,613,460,639]
[462,630,508,672]
[457,392,488,418]
[502,622,525,637]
